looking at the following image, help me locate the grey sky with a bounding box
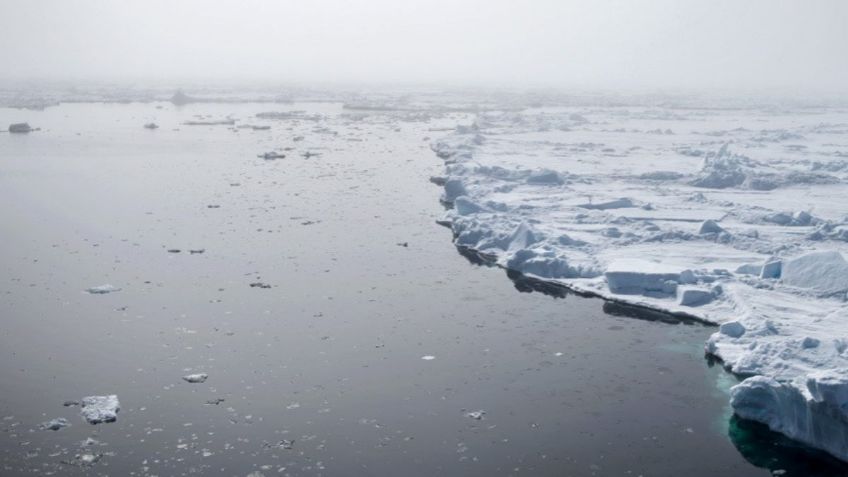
[1,0,846,92]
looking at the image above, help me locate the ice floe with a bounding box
[432,106,848,460]
[8,122,32,133]
[182,373,208,383]
[80,395,120,424]
[85,284,121,294]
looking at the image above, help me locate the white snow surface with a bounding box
[433,106,848,460]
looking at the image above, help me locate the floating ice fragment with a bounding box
[731,372,848,462]
[421,355,436,361]
[182,373,208,384]
[80,395,120,424]
[9,122,33,133]
[85,284,121,294]
[465,410,485,420]
[258,152,285,160]
[41,417,70,431]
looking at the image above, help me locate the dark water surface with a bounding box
[1,103,845,476]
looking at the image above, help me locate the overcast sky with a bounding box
[1,0,846,92]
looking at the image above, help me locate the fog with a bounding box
[1,0,847,93]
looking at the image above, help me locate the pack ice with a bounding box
[433,106,848,460]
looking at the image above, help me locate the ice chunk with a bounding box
[781,251,848,294]
[690,144,748,189]
[80,395,120,424]
[731,373,848,462]
[605,260,680,296]
[735,263,762,276]
[760,260,782,279]
[454,197,488,216]
[171,90,194,105]
[506,249,599,279]
[719,321,746,338]
[258,152,285,160]
[183,118,235,126]
[85,284,121,294]
[9,122,32,133]
[678,287,714,307]
[442,178,467,202]
[698,219,725,235]
[578,198,635,210]
[41,417,70,431]
[143,122,159,129]
[526,169,564,185]
[182,373,208,383]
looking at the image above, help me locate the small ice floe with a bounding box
[258,151,286,160]
[41,417,70,431]
[183,118,235,126]
[70,453,102,466]
[249,282,272,289]
[189,249,205,254]
[205,398,225,405]
[143,122,159,129]
[465,410,485,420]
[182,373,208,384]
[421,355,436,361]
[80,395,120,424]
[85,284,121,295]
[9,122,33,133]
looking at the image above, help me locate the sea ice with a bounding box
[85,284,121,294]
[40,417,70,431]
[781,251,848,295]
[8,122,32,133]
[80,395,120,424]
[182,373,208,383]
[432,105,848,460]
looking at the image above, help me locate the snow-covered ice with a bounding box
[433,106,848,460]
[80,395,120,424]
[182,373,208,383]
[85,284,121,294]
[40,417,70,431]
